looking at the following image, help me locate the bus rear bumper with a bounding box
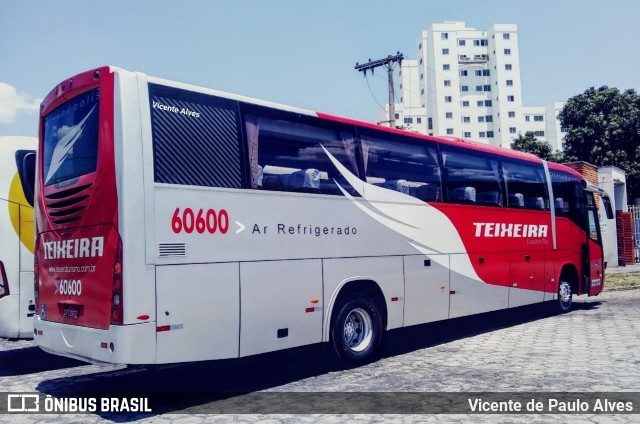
[33,319,156,365]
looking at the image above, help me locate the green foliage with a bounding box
[511,131,563,162]
[559,86,640,199]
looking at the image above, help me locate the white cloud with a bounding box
[0,82,42,124]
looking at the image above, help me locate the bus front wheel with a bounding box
[556,277,573,313]
[331,294,383,366]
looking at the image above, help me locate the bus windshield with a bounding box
[42,88,100,186]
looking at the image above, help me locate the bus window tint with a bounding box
[245,114,360,196]
[360,134,441,202]
[550,170,584,228]
[502,160,548,210]
[441,146,501,206]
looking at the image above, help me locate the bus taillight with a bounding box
[111,240,123,325]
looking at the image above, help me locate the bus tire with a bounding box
[556,275,573,313]
[330,294,383,366]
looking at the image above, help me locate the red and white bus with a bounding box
[34,66,612,365]
[0,136,37,339]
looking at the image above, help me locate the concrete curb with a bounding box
[603,285,640,292]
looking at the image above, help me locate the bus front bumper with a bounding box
[33,318,156,365]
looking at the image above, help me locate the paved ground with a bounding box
[1,289,639,423]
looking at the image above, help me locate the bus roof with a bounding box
[42,66,584,180]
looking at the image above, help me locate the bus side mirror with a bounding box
[15,150,36,207]
[602,195,614,220]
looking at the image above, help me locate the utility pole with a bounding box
[355,52,404,128]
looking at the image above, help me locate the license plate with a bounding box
[62,305,80,319]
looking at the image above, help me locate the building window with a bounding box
[400,97,403,102]
[443,64,450,71]
[508,111,516,118]
[462,101,470,107]
[420,73,424,80]
[473,39,488,47]
[525,115,530,122]
[459,39,466,46]
[485,115,493,122]
[461,85,469,92]
[419,42,422,50]
[484,84,491,91]
[444,80,451,87]
[446,128,454,135]
[446,112,453,119]
[463,116,471,123]
[475,70,482,76]
[479,131,486,138]
[460,70,468,76]
[464,131,471,138]
[534,115,544,122]
[442,32,449,40]
[507,95,515,102]
[419,58,423,64]
[395,113,400,119]
[483,69,490,76]
[445,96,452,102]
[505,64,512,70]
[416,117,422,124]
[404,117,414,124]
[476,85,483,92]
[534,131,545,137]
[504,48,511,55]
[509,127,516,134]
[421,88,425,95]
[428,117,433,129]
[477,100,484,107]
[487,131,494,137]
[503,33,510,40]
[478,116,485,123]
[484,100,492,107]
[442,48,450,55]
[506,79,514,86]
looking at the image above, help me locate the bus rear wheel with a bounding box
[331,294,383,366]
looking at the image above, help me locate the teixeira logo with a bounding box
[473,223,549,238]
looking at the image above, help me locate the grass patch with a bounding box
[604,272,640,290]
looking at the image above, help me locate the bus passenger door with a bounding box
[585,207,604,295]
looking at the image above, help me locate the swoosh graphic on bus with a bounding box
[320,145,482,283]
[45,105,97,185]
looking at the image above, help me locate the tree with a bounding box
[511,131,564,162]
[559,86,640,199]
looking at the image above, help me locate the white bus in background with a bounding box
[0,136,37,339]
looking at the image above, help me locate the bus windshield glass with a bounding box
[42,88,100,186]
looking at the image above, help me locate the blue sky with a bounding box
[1,0,638,137]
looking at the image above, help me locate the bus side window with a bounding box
[502,159,548,211]
[360,132,442,202]
[551,170,584,228]
[441,146,501,206]
[244,111,360,196]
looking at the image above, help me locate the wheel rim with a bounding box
[558,280,572,311]
[343,307,373,352]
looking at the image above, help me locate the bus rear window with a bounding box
[42,89,100,186]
